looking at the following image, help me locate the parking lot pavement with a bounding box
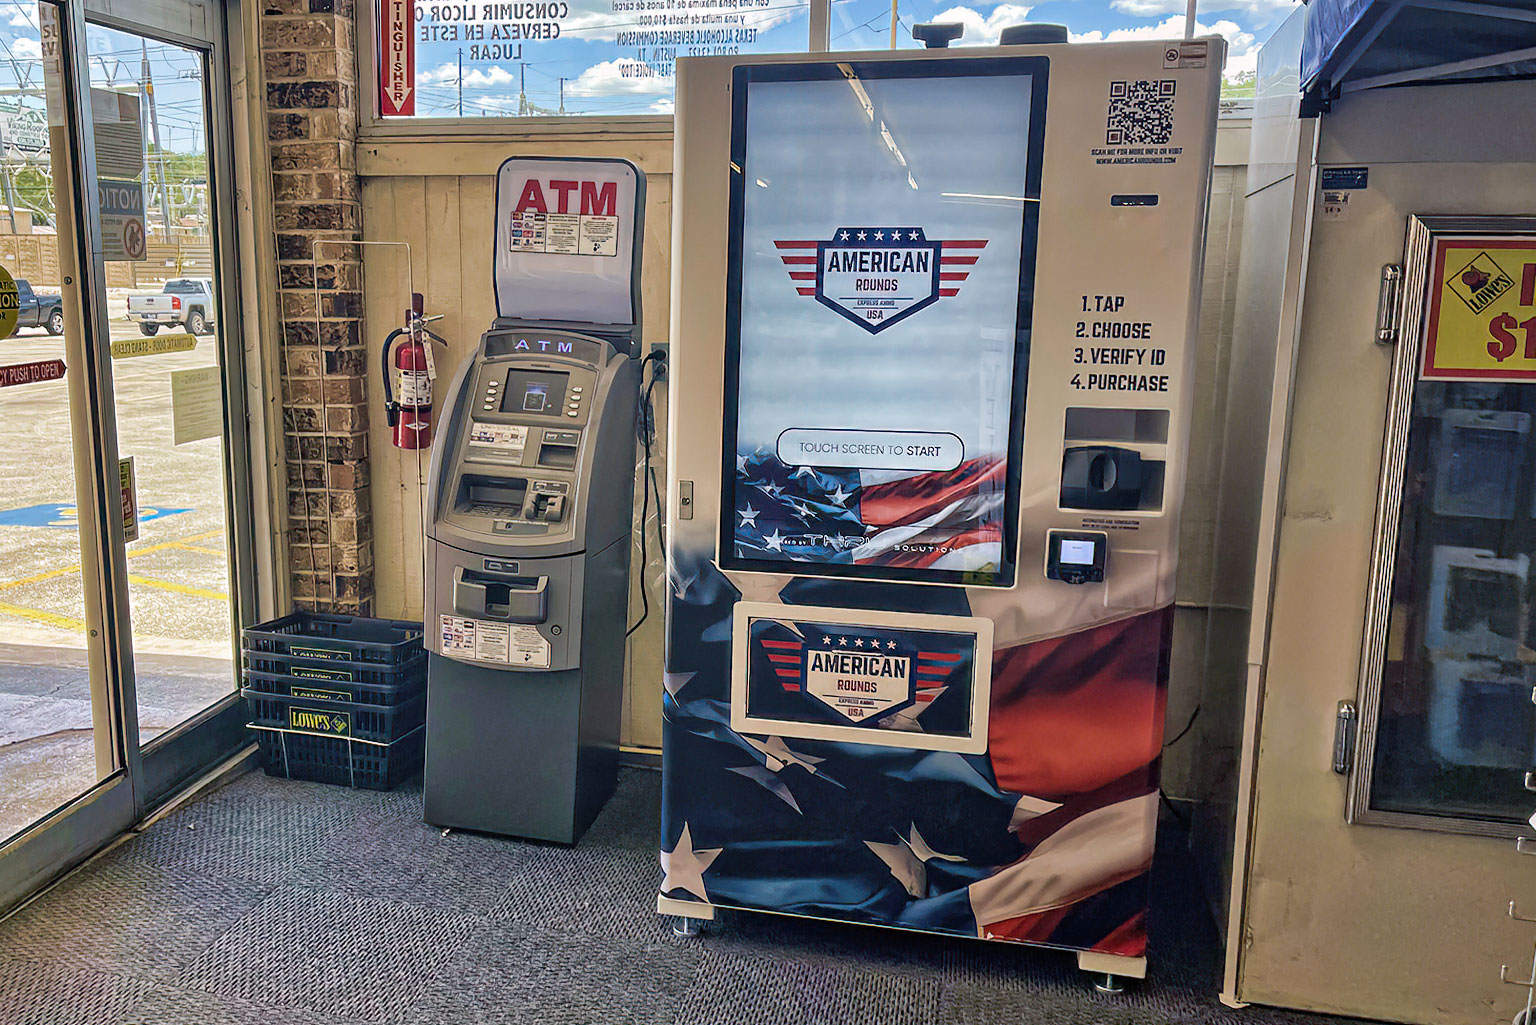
[0,292,237,837]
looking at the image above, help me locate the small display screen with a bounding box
[1058,539,1098,566]
[501,370,569,414]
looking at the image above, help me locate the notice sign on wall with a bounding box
[99,178,146,262]
[1421,238,1536,381]
[120,456,139,543]
[170,365,223,445]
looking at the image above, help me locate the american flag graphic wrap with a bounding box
[661,549,1169,956]
[733,451,1006,572]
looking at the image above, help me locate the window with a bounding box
[374,0,812,119]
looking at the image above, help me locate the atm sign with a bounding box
[513,179,617,216]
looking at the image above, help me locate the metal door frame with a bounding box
[1346,213,1536,838]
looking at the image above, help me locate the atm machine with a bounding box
[659,40,1223,981]
[424,157,644,843]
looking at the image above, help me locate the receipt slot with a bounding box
[423,157,644,843]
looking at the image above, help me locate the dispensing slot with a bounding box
[453,567,548,623]
[538,442,577,469]
[455,474,527,519]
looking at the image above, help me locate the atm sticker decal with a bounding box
[507,177,619,257]
[775,227,985,333]
[1422,239,1536,381]
[440,614,550,668]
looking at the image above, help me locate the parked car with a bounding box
[7,279,64,336]
[126,278,216,336]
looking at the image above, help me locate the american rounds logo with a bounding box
[774,227,986,334]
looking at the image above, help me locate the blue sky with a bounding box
[0,2,209,153]
[404,0,1301,117]
[0,0,1305,126]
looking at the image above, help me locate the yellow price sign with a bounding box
[1422,239,1536,381]
[0,266,17,338]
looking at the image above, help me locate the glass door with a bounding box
[80,14,248,797]
[0,0,253,911]
[0,3,119,850]
[1352,215,1536,835]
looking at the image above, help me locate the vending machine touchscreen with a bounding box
[661,41,1222,981]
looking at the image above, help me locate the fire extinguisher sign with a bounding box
[378,0,415,117]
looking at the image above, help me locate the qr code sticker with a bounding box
[1106,79,1176,146]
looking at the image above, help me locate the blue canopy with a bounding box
[1300,0,1536,113]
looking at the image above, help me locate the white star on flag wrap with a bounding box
[866,824,965,898]
[661,823,723,902]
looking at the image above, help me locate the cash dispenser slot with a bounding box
[453,566,549,623]
[538,440,578,469]
[455,474,527,519]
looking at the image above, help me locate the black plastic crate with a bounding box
[244,687,426,791]
[253,725,423,791]
[243,688,425,744]
[242,650,425,706]
[243,612,423,667]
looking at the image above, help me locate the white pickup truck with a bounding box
[126,278,216,337]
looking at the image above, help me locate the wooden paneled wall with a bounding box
[356,128,1248,763]
[359,139,672,749]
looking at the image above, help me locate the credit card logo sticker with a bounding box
[775,228,985,333]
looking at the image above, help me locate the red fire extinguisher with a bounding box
[381,294,446,450]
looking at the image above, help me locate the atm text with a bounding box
[514,179,618,216]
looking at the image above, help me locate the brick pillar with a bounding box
[261,0,373,614]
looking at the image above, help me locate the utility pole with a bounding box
[889,0,897,48]
[457,48,463,116]
[142,41,171,236]
[518,61,527,116]
[558,77,565,115]
[0,163,19,235]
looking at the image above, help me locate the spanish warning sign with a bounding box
[1422,238,1536,381]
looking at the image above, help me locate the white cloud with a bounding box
[1066,15,1256,80]
[1111,0,1299,24]
[419,62,518,89]
[1225,47,1258,80]
[650,97,675,114]
[565,57,673,97]
[927,4,1036,46]
[10,36,40,59]
[6,8,36,28]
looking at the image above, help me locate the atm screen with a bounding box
[718,58,1047,586]
[501,370,569,414]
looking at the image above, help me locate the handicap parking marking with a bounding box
[0,503,191,528]
[126,574,228,602]
[0,528,228,628]
[0,599,83,631]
